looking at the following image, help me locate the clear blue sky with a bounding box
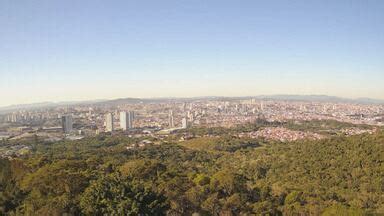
[1,0,383,106]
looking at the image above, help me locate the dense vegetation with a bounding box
[0,126,383,215]
[283,120,372,135]
[182,119,373,137]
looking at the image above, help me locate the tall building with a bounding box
[11,113,18,123]
[120,111,134,131]
[169,110,174,128]
[128,111,134,129]
[188,111,194,122]
[182,117,188,129]
[61,115,73,134]
[105,113,114,132]
[120,111,128,131]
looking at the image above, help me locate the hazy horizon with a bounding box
[1,0,384,106]
[1,93,384,109]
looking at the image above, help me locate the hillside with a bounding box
[0,129,383,215]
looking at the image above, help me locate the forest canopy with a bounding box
[0,127,383,215]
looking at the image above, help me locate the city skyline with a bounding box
[1,94,384,110]
[1,1,383,214]
[1,0,384,106]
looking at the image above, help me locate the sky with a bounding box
[1,0,384,107]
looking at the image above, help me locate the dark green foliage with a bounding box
[181,136,259,153]
[182,119,282,136]
[80,174,168,215]
[213,136,260,152]
[283,119,373,135]
[19,160,91,215]
[0,159,25,215]
[0,129,383,215]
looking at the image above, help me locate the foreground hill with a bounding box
[0,129,383,215]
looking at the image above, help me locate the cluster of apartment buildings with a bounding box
[0,98,383,141]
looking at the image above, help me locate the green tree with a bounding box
[80,173,168,215]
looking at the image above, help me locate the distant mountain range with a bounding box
[0,95,383,113]
[0,99,107,113]
[253,95,384,104]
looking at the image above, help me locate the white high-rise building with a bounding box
[62,115,73,134]
[105,113,114,132]
[187,111,194,122]
[182,117,188,129]
[169,110,174,128]
[120,111,134,130]
[128,111,134,129]
[260,101,264,111]
[120,112,128,131]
